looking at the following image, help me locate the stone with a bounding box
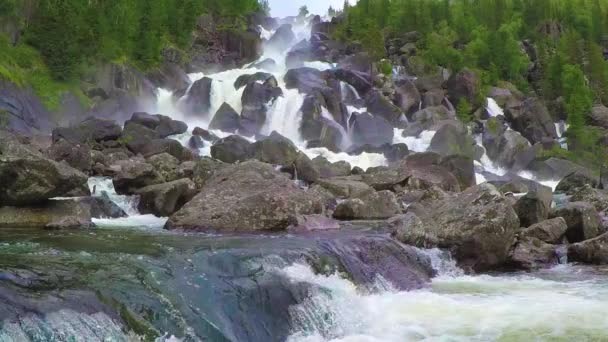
[446,68,479,105]
[568,232,608,264]
[137,179,197,217]
[508,237,559,270]
[316,177,374,198]
[52,118,122,144]
[333,190,401,220]
[551,202,602,243]
[209,103,241,133]
[288,214,341,232]
[0,199,93,229]
[210,135,254,163]
[520,217,568,244]
[514,187,553,227]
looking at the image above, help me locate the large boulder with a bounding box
[392,184,520,272]
[251,131,299,165]
[312,156,351,178]
[52,118,122,145]
[393,78,421,114]
[284,67,326,93]
[590,105,608,129]
[365,90,403,124]
[209,102,241,133]
[299,94,345,152]
[165,161,324,231]
[315,177,374,199]
[191,157,226,189]
[85,192,127,219]
[293,152,320,183]
[439,155,475,190]
[333,68,372,95]
[513,186,553,227]
[483,127,532,168]
[555,171,599,194]
[135,138,193,161]
[107,158,162,195]
[411,106,451,128]
[234,72,274,90]
[446,68,479,105]
[568,232,608,264]
[508,237,560,270]
[240,80,282,134]
[550,202,602,243]
[146,153,180,182]
[333,190,401,220]
[350,112,394,148]
[137,179,197,217]
[266,24,295,52]
[429,121,475,158]
[210,135,254,163]
[180,77,212,117]
[0,198,93,229]
[520,217,568,244]
[504,98,557,144]
[0,135,90,206]
[47,139,93,174]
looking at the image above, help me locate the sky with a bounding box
[268,0,356,17]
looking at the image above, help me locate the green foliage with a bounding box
[299,6,309,17]
[563,64,593,149]
[378,59,393,75]
[456,98,473,123]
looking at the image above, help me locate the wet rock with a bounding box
[393,79,421,114]
[528,157,593,180]
[188,136,205,150]
[191,157,226,189]
[288,214,340,232]
[392,184,520,272]
[333,190,401,220]
[266,24,296,52]
[316,177,373,199]
[568,232,608,264]
[0,199,93,229]
[508,237,560,270]
[108,158,162,195]
[365,90,403,124]
[234,72,274,90]
[300,94,345,152]
[439,155,475,190]
[165,160,324,231]
[446,68,480,105]
[0,135,90,205]
[312,156,351,178]
[520,217,568,244]
[125,112,188,139]
[47,139,93,174]
[192,127,219,143]
[411,106,451,129]
[350,112,394,148]
[504,98,557,144]
[136,139,194,161]
[514,187,553,227]
[210,135,254,163]
[551,202,602,243]
[137,179,197,217]
[556,171,599,194]
[52,118,122,145]
[84,192,127,219]
[570,185,608,212]
[146,153,180,182]
[252,132,299,165]
[284,67,325,93]
[429,121,475,158]
[293,153,320,183]
[180,77,212,117]
[240,80,282,134]
[209,103,241,133]
[333,68,372,95]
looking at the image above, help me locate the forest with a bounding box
[336,0,608,167]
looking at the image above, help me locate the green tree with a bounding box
[563,64,593,148]
[457,98,473,123]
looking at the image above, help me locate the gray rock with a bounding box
[288,214,340,232]
[333,190,401,220]
[137,179,197,217]
[0,198,93,229]
[210,135,253,163]
[514,187,553,227]
[551,202,602,243]
[165,160,324,231]
[312,156,351,178]
[568,232,608,264]
[520,217,568,244]
[52,118,122,144]
[209,103,241,133]
[350,112,394,148]
[446,68,479,105]
[109,158,162,194]
[508,237,559,270]
[392,184,520,272]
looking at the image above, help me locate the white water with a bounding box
[486,98,503,117]
[87,177,167,230]
[393,129,436,153]
[284,258,608,341]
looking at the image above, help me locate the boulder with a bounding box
[316,177,374,198]
[504,98,557,144]
[392,184,520,272]
[333,68,372,95]
[483,128,531,168]
[570,185,608,212]
[108,158,162,194]
[333,190,401,220]
[590,105,608,129]
[568,232,608,264]
[209,103,241,133]
[513,187,553,227]
[508,237,560,270]
[284,67,326,93]
[266,24,296,52]
[240,80,282,134]
[192,127,219,143]
[394,78,421,113]
[52,118,122,144]
[439,155,475,190]
[350,112,394,148]
[126,112,188,138]
[411,106,451,128]
[551,202,602,243]
[0,199,93,229]
[288,214,341,232]
[429,122,475,158]
[520,217,568,244]
[294,152,320,183]
[0,136,90,206]
[251,131,299,165]
[555,171,599,194]
[312,156,351,178]
[180,77,212,117]
[188,136,205,150]
[234,72,274,90]
[210,135,254,163]
[165,161,324,231]
[365,90,403,124]
[191,157,226,189]
[528,157,593,180]
[146,153,180,182]
[137,179,197,217]
[48,139,93,174]
[136,138,193,161]
[446,68,479,105]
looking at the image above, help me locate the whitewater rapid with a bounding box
[284,254,608,341]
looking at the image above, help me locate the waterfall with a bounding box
[486,97,504,117]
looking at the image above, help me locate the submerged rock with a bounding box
[165,160,324,231]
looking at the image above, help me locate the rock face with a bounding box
[0,199,93,229]
[555,171,599,194]
[551,202,602,243]
[392,184,520,272]
[0,134,90,205]
[137,179,197,217]
[568,232,608,264]
[333,190,401,220]
[165,161,324,231]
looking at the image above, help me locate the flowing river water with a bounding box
[1,15,606,342]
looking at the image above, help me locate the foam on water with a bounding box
[393,129,436,153]
[486,97,504,117]
[285,262,608,342]
[517,170,560,191]
[304,148,387,171]
[88,177,138,215]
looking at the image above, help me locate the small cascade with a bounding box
[555,120,568,149]
[87,177,168,229]
[486,97,504,117]
[393,129,436,153]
